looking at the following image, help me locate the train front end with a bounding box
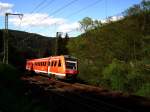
[64,56,78,80]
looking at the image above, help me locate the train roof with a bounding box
[64,55,74,58]
[26,55,77,62]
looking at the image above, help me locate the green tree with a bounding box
[124,4,141,16]
[79,17,93,32]
[79,17,102,32]
[141,0,150,11]
[93,20,102,28]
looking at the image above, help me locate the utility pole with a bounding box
[3,13,23,64]
[55,32,62,56]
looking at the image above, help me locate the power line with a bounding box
[17,0,49,32]
[66,0,103,18]
[34,0,56,13]
[23,0,79,37]
[41,0,79,21]
[31,0,47,13]
[23,0,77,33]
[22,0,57,34]
[18,0,106,44]
[9,0,56,47]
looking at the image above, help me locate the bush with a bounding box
[126,61,150,95]
[0,63,48,112]
[102,59,128,91]
[0,63,20,83]
[136,83,150,97]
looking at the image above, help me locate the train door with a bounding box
[48,59,51,77]
[53,59,58,74]
[57,60,62,74]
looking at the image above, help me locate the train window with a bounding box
[51,61,54,66]
[58,60,61,67]
[54,61,57,66]
[53,61,55,66]
[48,62,51,66]
[66,61,77,70]
[45,62,47,66]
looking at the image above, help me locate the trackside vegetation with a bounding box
[67,1,150,97]
[0,63,48,112]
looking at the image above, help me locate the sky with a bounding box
[0,0,141,37]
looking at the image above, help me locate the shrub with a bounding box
[0,63,20,81]
[136,83,150,97]
[102,59,128,91]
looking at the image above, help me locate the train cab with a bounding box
[26,60,34,71]
[64,55,78,79]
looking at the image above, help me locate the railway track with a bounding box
[22,75,150,112]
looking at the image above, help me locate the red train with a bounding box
[26,55,78,80]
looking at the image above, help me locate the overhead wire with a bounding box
[65,0,103,18]
[18,0,79,46]
[23,0,53,31]
[17,0,51,46]
[40,0,79,22]
[29,0,80,36]
[21,0,122,37]
[35,0,103,36]
[34,0,105,37]
[17,0,125,50]
[30,0,48,13]
[21,0,48,30]
[56,0,104,36]
[34,0,56,13]
[24,0,78,32]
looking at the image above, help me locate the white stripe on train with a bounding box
[34,70,66,76]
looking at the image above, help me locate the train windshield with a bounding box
[66,61,77,70]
